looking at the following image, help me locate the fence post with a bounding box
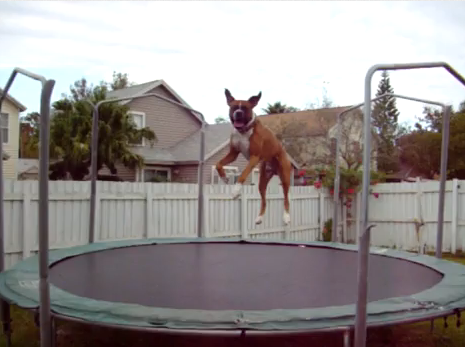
[342,196,347,243]
[356,191,361,244]
[22,188,31,260]
[145,184,153,239]
[414,177,422,254]
[204,188,210,238]
[319,191,324,241]
[93,183,101,243]
[451,178,459,254]
[241,190,248,239]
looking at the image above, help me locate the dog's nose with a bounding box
[233,109,244,119]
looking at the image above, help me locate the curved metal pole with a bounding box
[88,93,206,242]
[332,93,446,243]
[0,68,55,347]
[354,61,465,347]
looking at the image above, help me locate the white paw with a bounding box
[283,211,290,225]
[231,183,242,199]
[255,215,263,225]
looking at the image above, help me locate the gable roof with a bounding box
[257,106,351,137]
[106,79,205,124]
[169,122,300,169]
[0,88,27,112]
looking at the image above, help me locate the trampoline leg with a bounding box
[34,311,57,347]
[1,301,12,347]
[343,329,351,347]
[51,317,57,347]
[430,319,434,333]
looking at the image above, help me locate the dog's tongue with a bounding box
[234,120,244,127]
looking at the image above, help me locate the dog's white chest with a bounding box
[231,128,253,159]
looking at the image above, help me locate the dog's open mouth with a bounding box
[233,120,245,129]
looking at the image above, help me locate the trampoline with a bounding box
[1,238,465,335]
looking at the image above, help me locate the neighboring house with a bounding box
[0,88,27,179]
[259,106,378,173]
[100,79,300,186]
[17,158,40,180]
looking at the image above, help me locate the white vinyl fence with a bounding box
[2,178,465,269]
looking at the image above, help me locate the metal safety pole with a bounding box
[197,123,206,237]
[0,68,55,347]
[354,61,465,347]
[333,93,447,244]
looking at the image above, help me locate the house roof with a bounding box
[17,158,39,174]
[169,123,233,162]
[168,122,300,169]
[0,88,27,112]
[257,106,351,137]
[106,79,205,124]
[136,105,358,168]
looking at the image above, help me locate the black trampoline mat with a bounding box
[49,242,443,311]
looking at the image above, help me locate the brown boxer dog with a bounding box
[215,89,292,226]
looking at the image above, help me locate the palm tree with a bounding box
[262,102,299,115]
[26,78,157,180]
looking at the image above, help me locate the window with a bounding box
[1,113,8,144]
[211,165,239,185]
[128,111,145,146]
[143,167,171,182]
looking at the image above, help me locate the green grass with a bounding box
[1,253,465,347]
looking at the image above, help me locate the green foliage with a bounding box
[214,116,227,124]
[322,218,332,242]
[372,71,402,173]
[261,101,300,114]
[25,72,157,180]
[398,103,465,179]
[305,165,385,200]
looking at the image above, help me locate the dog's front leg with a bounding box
[232,155,261,199]
[215,147,239,184]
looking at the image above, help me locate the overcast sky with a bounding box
[1,1,465,126]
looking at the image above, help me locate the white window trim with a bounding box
[1,112,9,145]
[128,110,146,147]
[142,166,172,182]
[211,165,240,185]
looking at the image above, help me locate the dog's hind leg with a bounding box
[255,161,273,225]
[277,156,292,225]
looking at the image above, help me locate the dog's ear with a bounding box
[248,92,262,108]
[225,88,235,105]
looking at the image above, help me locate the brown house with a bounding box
[98,79,300,185]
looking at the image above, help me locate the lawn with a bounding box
[1,253,464,347]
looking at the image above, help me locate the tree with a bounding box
[19,112,40,158]
[262,101,300,114]
[397,101,465,179]
[25,73,157,180]
[107,71,134,90]
[371,71,402,173]
[305,85,334,110]
[214,116,227,124]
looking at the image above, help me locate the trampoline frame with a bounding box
[0,62,465,347]
[332,92,451,245]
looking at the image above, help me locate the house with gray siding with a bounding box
[99,79,300,186]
